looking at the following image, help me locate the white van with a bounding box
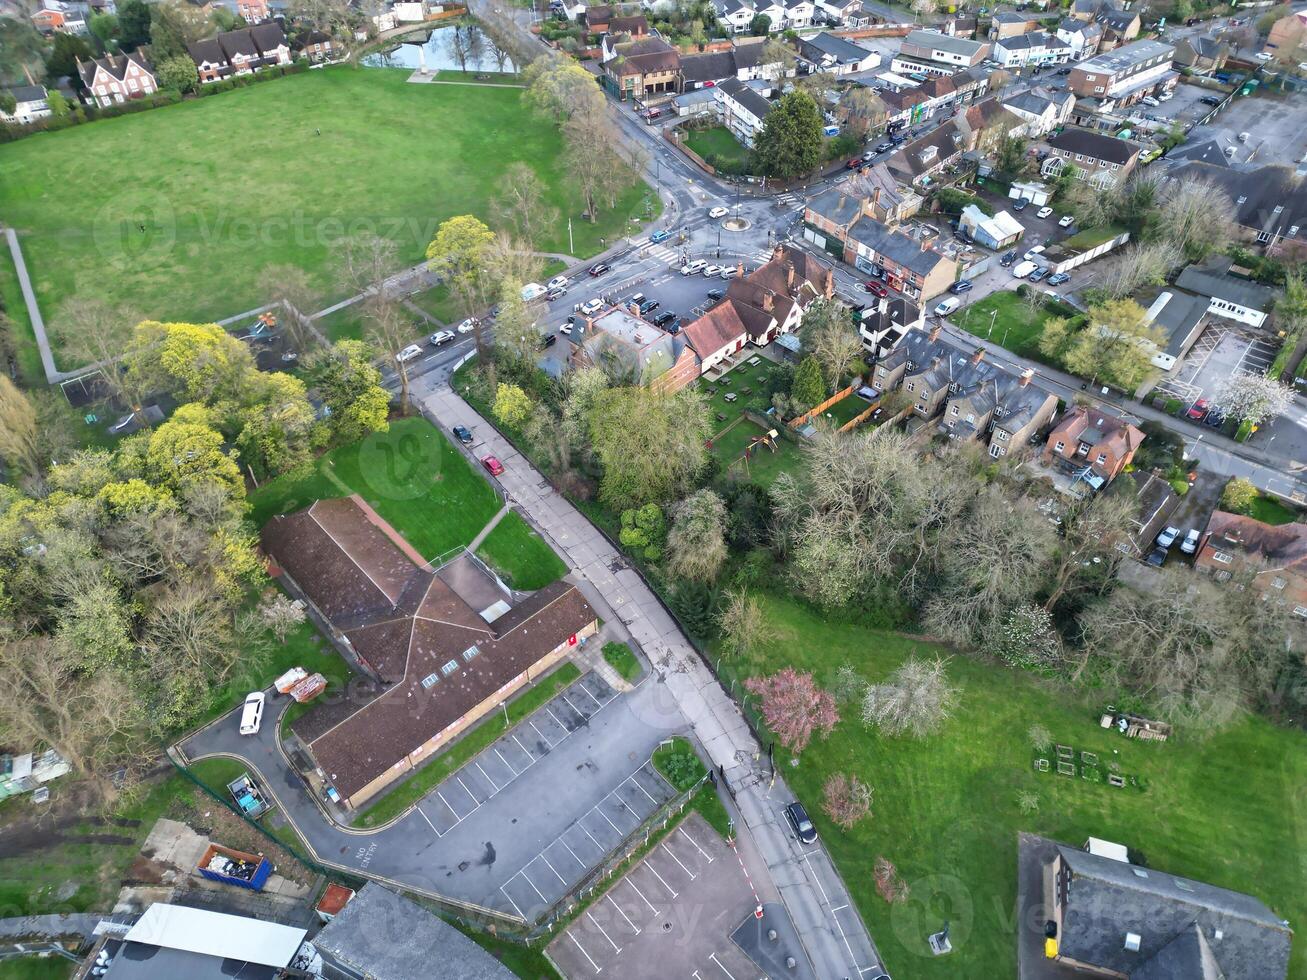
[934,297,961,316]
[520,282,547,302]
[1012,260,1038,279]
[239,692,266,736]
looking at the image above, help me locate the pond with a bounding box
[364,23,519,73]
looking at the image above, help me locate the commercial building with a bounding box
[895,29,991,75]
[1067,38,1176,108]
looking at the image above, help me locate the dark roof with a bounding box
[1053,844,1291,980]
[798,31,875,64]
[993,10,1034,22]
[6,84,46,102]
[1164,163,1307,244]
[680,50,737,83]
[187,37,225,65]
[1097,7,1138,30]
[584,3,613,23]
[805,187,864,226]
[76,52,153,88]
[847,217,950,278]
[611,36,680,75]
[1175,258,1273,311]
[315,885,516,980]
[608,13,648,33]
[249,21,286,51]
[998,31,1068,51]
[731,40,766,69]
[1164,139,1231,167]
[887,122,966,178]
[1142,287,1208,356]
[1047,127,1138,165]
[717,76,772,120]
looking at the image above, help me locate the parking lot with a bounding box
[1154,322,1278,407]
[548,812,765,980]
[1183,89,1307,168]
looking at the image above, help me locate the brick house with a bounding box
[941,367,1058,459]
[989,11,1039,40]
[76,52,158,108]
[583,3,614,32]
[237,0,270,21]
[1041,405,1144,483]
[844,216,958,301]
[1195,510,1307,615]
[604,37,680,100]
[1043,128,1140,186]
[187,22,291,83]
[298,30,337,63]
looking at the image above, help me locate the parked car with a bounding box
[874,141,893,153]
[1028,266,1049,283]
[1156,525,1181,549]
[1204,409,1225,428]
[639,298,660,316]
[720,266,739,279]
[1056,66,1072,75]
[863,280,889,297]
[1237,131,1250,143]
[456,317,478,334]
[539,333,557,349]
[1256,51,1272,60]
[1145,546,1168,567]
[653,310,677,326]
[1047,272,1070,286]
[846,157,863,170]
[785,801,818,844]
[1141,95,1161,107]
[1180,528,1201,555]
[681,259,708,275]
[239,692,265,736]
[396,344,424,363]
[706,288,725,302]
[429,330,455,346]
[1023,245,1046,262]
[452,425,473,445]
[1036,206,1054,219]
[1011,260,1038,279]
[1058,215,1075,228]
[934,297,961,316]
[1012,197,1029,211]
[703,264,722,277]
[950,279,973,294]
[547,275,569,291]
[1186,398,1210,421]
[559,322,573,335]
[546,285,567,301]
[481,455,505,477]
[1200,95,1222,106]
[1000,250,1017,268]
[588,262,611,276]
[580,297,604,316]
[708,206,728,218]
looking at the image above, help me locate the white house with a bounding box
[392,0,430,22]
[993,31,1072,68]
[782,0,815,29]
[1,85,51,125]
[755,0,786,29]
[715,77,773,146]
[715,0,756,33]
[796,32,880,75]
[817,0,861,24]
[1174,261,1273,329]
[1001,87,1074,136]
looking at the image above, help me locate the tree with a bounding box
[861,655,959,738]
[257,592,306,642]
[126,320,253,406]
[232,371,318,478]
[838,86,888,138]
[1037,315,1077,363]
[995,134,1027,178]
[0,375,44,482]
[801,299,862,395]
[308,340,390,441]
[619,503,666,560]
[116,0,152,49]
[874,857,910,904]
[1089,240,1182,302]
[749,12,771,34]
[148,0,211,59]
[490,162,559,243]
[759,38,796,78]
[1027,723,1053,753]
[562,365,610,444]
[1159,178,1236,262]
[718,588,764,658]
[493,382,534,429]
[1062,178,1111,229]
[54,297,149,417]
[257,264,320,350]
[286,0,352,41]
[665,488,728,583]
[1062,299,1162,390]
[744,667,839,752]
[911,0,937,16]
[790,355,825,411]
[210,7,246,31]
[0,90,16,116]
[565,111,629,223]
[524,55,604,122]
[991,604,1060,669]
[1112,173,1161,240]
[1212,372,1294,427]
[89,12,120,51]
[1220,477,1259,514]
[426,215,497,355]
[362,297,418,416]
[491,283,541,369]
[831,664,865,705]
[45,89,68,118]
[1042,492,1134,613]
[753,91,823,179]
[46,32,93,80]
[144,405,244,500]
[0,18,48,85]
[334,231,400,301]
[822,773,872,829]
[587,386,711,509]
[156,54,198,92]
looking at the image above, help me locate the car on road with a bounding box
[1056,66,1072,74]
[874,141,893,153]
[1180,528,1202,555]
[239,692,265,736]
[588,262,611,276]
[703,264,722,277]
[934,296,961,316]
[546,285,567,301]
[708,206,728,218]
[1058,215,1075,227]
[559,322,573,335]
[650,229,673,244]
[1023,245,1046,262]
[785,801,818,845]
[863,279,889,297]
[639,298,660,316]
[481,455,505,477]
[950,279,973,294]
[1000,250,1017,268]
[452,425,474,445]
[1011,260,1038,279]
[580,297,604,316]
[1012,197,1029,211]
[1200,95,1222,106]
[720,266,739,279]
[1047,272,1070,286]
[1237,131,1250,143]
[429,330,455,346]
[681,259,708,275]
[1145,546,1168,567]
[653,310,677,326]
[706,288,725,304]
[1186,398,1210,421]
[396,344,424,363]
[540,333,557,349]
[1156,526,1181,549]
[1036,206,1054,219]
[1204,409,1225,428]
[846,157,863,170]
[456,317,478,334]
[1028,266,1049,283]
[547,275,569,291]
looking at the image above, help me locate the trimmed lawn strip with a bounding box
[955,290,1083,362]
[0,242,43,383]
[0,960,74,980]
[474,511,569,591]
[410,283,467,325]
[601,641,642,683]
[1061,224,1126,252]
[353,662,582,828]
[815,391,872,429]
[315,306,367,343]
[685,125,750,166]
[716,592,1307,977]
[1248,494,1299,526]
[187,757,250,790]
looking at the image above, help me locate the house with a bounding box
[954,96,1022,155]
[1267,10,1307,61]
[298,29,337,63]
[1042,405,1144,484]
[1106,469,1178,550]
[1068,0,1113,22]
[314,884,517,980]
[804,187,868,246]
[1039,838,1292,979]
[803,175,920,252]
[1196,510,1307,612]
[1174,257,1274,329]
[1043,128,1140,186]
[76,52,157,108]
[574,305,699,390]
[845,217,958,300]
[714,76,772,146]
[583,3,613,32]
[940,366,1058,459]
[753,0,787,31]
[187,23,291,83]
[886,120,967,186]
[682,301,751,375]
[1095,7,1140,48]
[1163,163,1307,252]
[32,0,85,33]
[1056,17,1102,58]
[857,294,923,357]
[895,30,991,74]
[993,31,1072,69]
[0,85,51,125]
[796,32,879,75]
[988,10,1038,40]
[1139,287,1209,370]
[1067,39,1176,108]
[732,38,794,80]
[608,13,649,36]
[960,205,1024,250]
[817,0,861,25]
[263,496,597,808]
[1002,87,1075,137]
[1174,35,1229,74]
[714,0,756,34]
[236,0,269,21]
[604,36,680,100]
[76,903,309,979]
[781,0,815,29]
[679,50,739,88]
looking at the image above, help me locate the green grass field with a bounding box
[601,641,642,683]
[955,291,1082,361]
[1248,494,1299,526]
[0,959,73,980]
[717,593,1307,979]
[814,390,873,430]
[474,515,569,591]
[698,359,802,486]
[0,67,653,369]
[685,125,751,166]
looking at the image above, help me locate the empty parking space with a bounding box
[413,671,620,837]
[1155,322,1280,407]
[549,812,765,980]
[498,760,677,922]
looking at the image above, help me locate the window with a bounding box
[965,413,975,424]
[906,382,915,392]
[1212,551,1234,564]
[421,672,440,689]
[1273,576,1287,590]
[1096,453,1107,465]
[950,405,959,415]
[996,429,1008,441]
[1294,605,1307,618]
[462,644,480,662]
[442,659,459,676]
[919,389,928,400]
[1054,441,1065,452]
[1075,153,1084,161]
[989,443,1003,458]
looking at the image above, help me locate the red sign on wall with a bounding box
[568,634,578,646]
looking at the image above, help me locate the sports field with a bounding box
[0,67,654,368]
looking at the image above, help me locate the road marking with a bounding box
[456,775,478,804]
[581,822,606,852]
[709,953,738,980]
[678,826,713,862]
[475,760,498,790]
[607,894,640,934]
[560,837,585,868]
[598,807,623,835]
[832,904,848,912]
[567,931,602,974]
[501,887,526,920]
[587,910,622,954]
[494,746,518,775]
[529,720,553,746]
[631,776,659,805]
[693,972,703,979]
[799,846,866,977]
[436,791,459,819]
[520,868,548,903]
[540,852,567,885]
[579,684,603,707]
[661,841,696,880]
[626,877,658,914]
[511,732,534,759]
[415,806,439,834]
[561,692,586,719]
[545,705,568,730]
[646,860,679,898]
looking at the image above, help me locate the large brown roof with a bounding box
[1203,511,1307,575]
[683,302,749,358]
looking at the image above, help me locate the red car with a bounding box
[481,455,505,476]
[845,157,863,170]
[863,280,889,297]
[1186,399,1210,421]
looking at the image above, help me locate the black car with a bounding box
[1028,266,1049,283]
[452,425,473,445]
[653,310,677,327]
[1200,95,1222,107]
[950,279,973,294]
[588,262,611,276]
[706,288,725,303]
[539,333,557,349]
[1056,66,1072,75]
[639,298,660,316]
[667,318,683,334]
[1012,197,1029,211]
[890,133,906,145]
[785,801,818,845]
[1204,410,1225,428]
[1145,546,1168,567]
[1000,250,1017,267]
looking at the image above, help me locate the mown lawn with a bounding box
[474,514,569,591]
[717,593,1307,979]
[1248,494,1299,526]
[685,125,751,166]
[955,290,1081,361]
[0,67,653,368]
[0,959,73,980]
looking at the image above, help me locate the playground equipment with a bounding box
[745,429,779,456]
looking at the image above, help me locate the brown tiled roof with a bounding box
[1049,405,1143,457]
[683,302,749,358]
[609,14,647,33]
[1203,511,1307,575]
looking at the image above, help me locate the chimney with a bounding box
[928,323,942,342]
[737,261,745,277]
[971,348,985,365]
[1019,368,1033,387]
[785,262,796,290]
[878,297,888,315]
[872,185,882,209]
[771,244,784,262]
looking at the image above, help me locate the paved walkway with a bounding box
[0,913,129,941]
[419,384,885,980]
[3,227,59,384]
[466,503,510,552]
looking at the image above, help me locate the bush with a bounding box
[1221,477,1258,513]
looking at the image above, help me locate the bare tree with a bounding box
[1159,178,1236,262]
[874,857,910,904]
[333,231,400,301]
[52,296,150,416]
[718,588,764,657]
[486,230,548,288]
[1043,492,1134,612]
[0,375,45,482]
[831,663,866,705]
[257,263,321,350]
[821,772,873,829]
[861,655,959,738]
[258,593,307,642]
[450,23,472,74]
[1091,240,1182,302]
[565,112,625,223]
[801,298,863,395]
[490,162,560,243]
[362,296,418,414]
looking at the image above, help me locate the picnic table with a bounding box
[724,392,738,403]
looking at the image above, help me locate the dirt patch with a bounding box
[165,785,314,887]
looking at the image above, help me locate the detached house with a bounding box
[715,77,772,146]
[1002,87,1075,137]
[0,85,51,124]
[1042,405,1144,485]
[1056,18,1102,58]
[1196,511,1307,613]
[989,11,1039,40]
[1043,128,1140,186]
[604,36,680,100]
[187,22,291,83]
[796,32,879,75]
[1174,35,1229,74]
[715,0,756,34]
[1096,7,1140,48]
[858,294,923,358]
[76,52,157,107]
[573,305,700,392]
[886,121,967,187]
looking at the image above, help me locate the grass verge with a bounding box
[601,641,642,683]
[474,512,570,591]
[652,737,732,839]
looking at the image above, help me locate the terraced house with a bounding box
[844,216,957,300]
[940,365,1058,459]
[187,22,291,83]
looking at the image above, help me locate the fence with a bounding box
[789,383,857,427]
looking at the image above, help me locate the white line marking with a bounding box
[456,775,478,804]
[581,822,605,851]
[632,776,659,804]
[561,837,586,868]
[579,684,603,707]
[567,932,602,974]
[501,887,526,920]
[511,732,534,759]
[519,868,548,903]
[529,720,552,745]
[587,910,621,953]
[415,806,439,834]
[832,904,848,912]
[436,791,458,818]
[661,841,696,880]
[540,852,567,885]
[646,861,679,898]
[626,877,657,914]
[545,705,568,731]
[494,746,518,774]
[709,953,738,980]
[598,807,623,835]
[799,847,865,976]
[693,972,703,979]
[561,692,585,719]
[678,826,713,862]
[607,894,640,934]
[475,760,498,790]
